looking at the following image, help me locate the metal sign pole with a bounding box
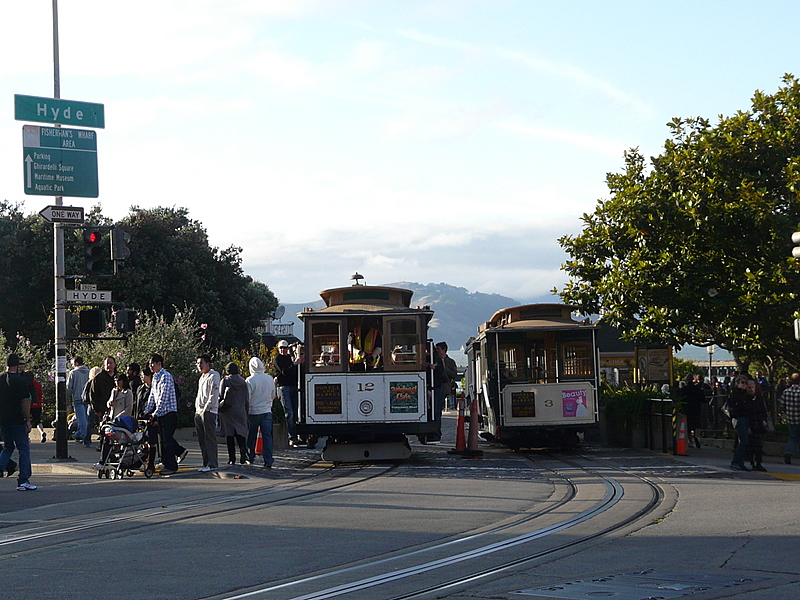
[52,0,70,460]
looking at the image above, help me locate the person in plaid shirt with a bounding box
[780,372,800,464]
[144,353,180,475]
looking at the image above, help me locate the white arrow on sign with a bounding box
[39,205,85,224]
[25,155,32,188]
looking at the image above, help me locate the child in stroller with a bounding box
[95,415,154,479]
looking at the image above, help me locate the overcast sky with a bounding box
[2,1,799,322]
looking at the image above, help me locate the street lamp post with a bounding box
[707,344,716,382]
[707,344,716,428]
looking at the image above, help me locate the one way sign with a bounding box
[39,205,85,224]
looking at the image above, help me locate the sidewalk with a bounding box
[662,441,800,480]
[18,422,800,480]
[22,426,318,475]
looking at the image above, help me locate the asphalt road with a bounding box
[2,413,799,600]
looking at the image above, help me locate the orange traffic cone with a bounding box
[255,429,263,455]
[448,393,467,455]
[675,414,689,456]
[463,395,483,459]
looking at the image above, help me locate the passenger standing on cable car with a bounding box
[430,342,458,444]
[348,322,383,370]
[272,340,301,446]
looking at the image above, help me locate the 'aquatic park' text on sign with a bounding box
[14,94,105,128]
[23,125,99,198]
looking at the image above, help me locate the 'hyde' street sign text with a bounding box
[66,290,112,303]
[15,94,105,128]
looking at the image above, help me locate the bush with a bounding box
[600,384,670,430]
[67,307,208,427]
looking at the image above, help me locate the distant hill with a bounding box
[279,282,532,365]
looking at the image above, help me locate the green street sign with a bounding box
[23,125,99,198]
[14,94,105,128]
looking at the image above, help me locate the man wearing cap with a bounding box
[0,354,37,491]
[143,353,180,475]
[272,340,301,445]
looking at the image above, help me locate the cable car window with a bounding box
[347,317,384,371]
[310,321,342,371]
[562,342,593,377]
[386,318,421,370]
[499,345,525,380]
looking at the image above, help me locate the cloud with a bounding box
[499,121,626,156]
[398,29,650,115]
[243,51,321,90]
[242,217,575,304]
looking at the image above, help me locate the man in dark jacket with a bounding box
[0,354,36,490]
[728,375,753,471]
[89,357,117,420]
[272,340,301,444]
[429,342,458,444]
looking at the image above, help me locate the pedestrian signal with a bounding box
[79,308,106,334]
[65,311,81,339]
[114,309,137,333]
[111,228,131,261]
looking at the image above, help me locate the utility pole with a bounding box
[52,0,70,460]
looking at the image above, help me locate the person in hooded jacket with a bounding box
[219,362,250,465]
[246,357,275,468]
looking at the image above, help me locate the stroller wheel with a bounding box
[126,469,134,477]
[144,467,154,478]
[104,470,110,479]
[110,469,118,480]
[117,469,124,479]
[97,469,103,479]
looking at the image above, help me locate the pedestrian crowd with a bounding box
[0,344,309,490]
[677,368,800,471]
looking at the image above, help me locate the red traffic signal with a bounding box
[83,229,106,275]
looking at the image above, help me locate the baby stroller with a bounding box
[96,415,154,479]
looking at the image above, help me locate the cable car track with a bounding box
[0,462,392,552]
[202,455,669,600]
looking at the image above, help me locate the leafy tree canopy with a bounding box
[0,204,277,351]
[559,75,800,368]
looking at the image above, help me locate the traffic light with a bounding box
[79,308,106,334]
[111,228,131,261]
[65,311,81,339]
[114,308,137,333]
[793,232,800,258]
[83,229,105,275]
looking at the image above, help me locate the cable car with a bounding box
[465,303,599,449]
[297,279,437,461]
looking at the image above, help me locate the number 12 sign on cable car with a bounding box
[22,124,98,198]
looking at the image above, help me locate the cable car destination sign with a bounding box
[23,124,99,198]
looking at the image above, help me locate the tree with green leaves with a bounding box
[107,206,277,349]
[0,201,56,344]
[0,204,277,351]
[559,75,800,370]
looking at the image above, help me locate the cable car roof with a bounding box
[299,284,433,318]
[479,303,595,333]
